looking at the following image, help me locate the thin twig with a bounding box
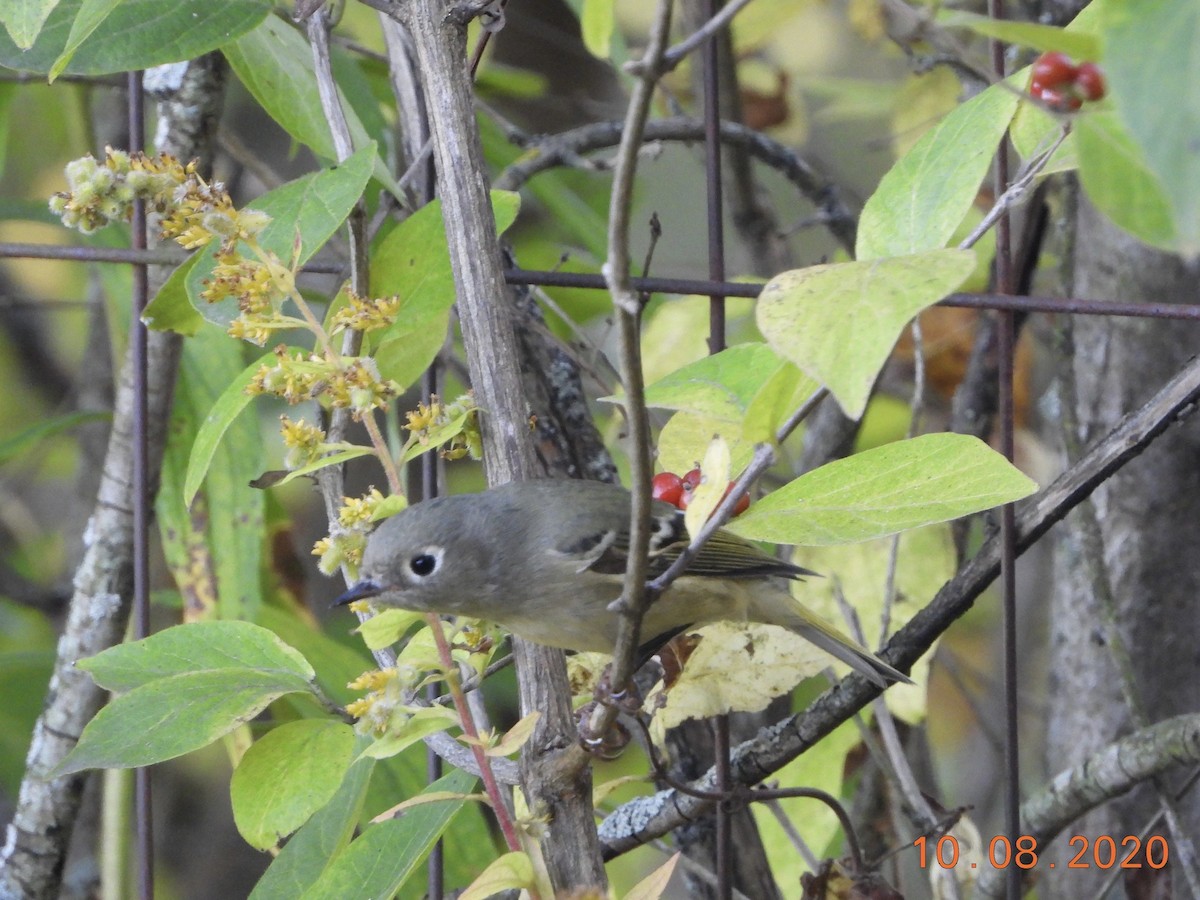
[586,0,675,746]
[628,0,759,76]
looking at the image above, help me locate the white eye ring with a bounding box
[406,546,444,581]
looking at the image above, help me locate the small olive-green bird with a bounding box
[336,479,910,687]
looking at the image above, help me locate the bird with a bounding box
[335,479,911,687]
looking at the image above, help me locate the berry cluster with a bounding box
[652,469,751,516]
[1029,51,1106,111]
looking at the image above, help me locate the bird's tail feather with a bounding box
[751,594,913,688]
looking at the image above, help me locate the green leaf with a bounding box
[270,448,375,489]
[857,82,1020,260]
[56,669,316,775]
[358,609,424,652]
[1102,0,1200,255]
[182,350,271,508]
[232,719,356,850]
[728,433,1037,545]
[1009,101,1077,176]
[78,621,314,692]
[0,0,269,74]
[0,410,108,464]
[742,361,818,445]
[249,753,375,900]
[187,145,377,329]
[643,344,791,422]
[756,250,976,419]
[47,0,118,79]
[1,0,58,49]
[161,325,265,618]
[580,0,615,58]
[142,251,204,335]
[656,412,754,479]
[298,769,477,900]
[223,14,399,197]
[359,707,460,761]
[371,191,520,391]
[938,11,1100,59]
[1076,112,1178,252]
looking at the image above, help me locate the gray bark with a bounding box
[1045,194,1200,897]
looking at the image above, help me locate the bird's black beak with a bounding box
[332,579,383,608]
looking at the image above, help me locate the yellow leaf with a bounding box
[683,436,732,538]
[460,851,536,900]
[486,711,541,757]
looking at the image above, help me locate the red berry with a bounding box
[681,468,702,491]
[1075,62,1106,101]
[652,471,684,506]
[1032,51,1077,90]
[1039,87,1082,111]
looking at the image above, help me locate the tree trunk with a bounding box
[1044,193,1200,897]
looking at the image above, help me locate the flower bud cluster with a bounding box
[249,345,400,418]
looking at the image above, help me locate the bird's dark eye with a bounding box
[409,554,438,577]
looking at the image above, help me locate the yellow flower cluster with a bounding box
[404,393,483,461]
[279,416,327,469]
[337,488,388,528]
[312,531,366,574]
[331,290,402,334]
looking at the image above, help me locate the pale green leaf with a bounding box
[78,621,314,692]
[756,250,976,418]
[857,82,1020,260]
[729,433,1037,545]
[1009,101,1076,176]
[232,720,355,850]
[741,363,820,445]
[656,413,753,479]
[753,720,860,885]
[358,609,424,651]
[643,343,790,422]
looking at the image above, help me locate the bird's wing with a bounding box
[556,507,815,581]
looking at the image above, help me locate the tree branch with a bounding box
[975,713,1200,899]
[599,350,1200,857]
[391,0,606,890]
